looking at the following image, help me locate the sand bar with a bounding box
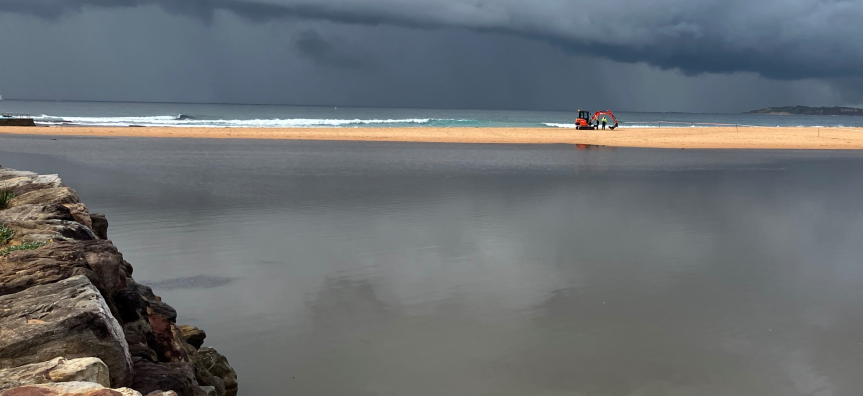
[1,126,862,149]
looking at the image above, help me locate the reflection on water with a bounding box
[145,275,237,291]
[2,137,863,396]
[574,143,615,151]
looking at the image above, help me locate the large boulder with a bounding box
[194,349,237,396]
[0,276,133,387]
[0,169,38,182]
[62,203,92,229]
[147,315,190,363]
[189,353,225,396]
[0,240,127,299]
[112,287,158,362]
[89,214,108,240]
[0,382,142,396]
[3,220,97,244]
[0,204,75,223]
[127,280,177,322]
[0,204,97,243]
[7,187,81,207]
[0,357,110,390]
[113,278,197,365]
[178,326,206,349]
[131,360,208,396]
[1,175,63,197]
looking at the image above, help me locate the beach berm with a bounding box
[1,126,862,149]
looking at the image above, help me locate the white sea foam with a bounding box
[543,123,577,128]
[543,122,659,128]
[33,115,443,128]
[541,122,760,129]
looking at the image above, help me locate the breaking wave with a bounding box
[542,122,715,128]
[543,123,577,128]
[33,114,465,128]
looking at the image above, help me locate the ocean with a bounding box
[2,135,863,395]
[2,100,863,128]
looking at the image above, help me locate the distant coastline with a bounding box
[748,106,863,116]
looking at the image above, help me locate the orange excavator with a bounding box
[575,110,619,130]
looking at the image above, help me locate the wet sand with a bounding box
[2,126,862,149]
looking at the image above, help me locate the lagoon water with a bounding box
[2,135,863,395]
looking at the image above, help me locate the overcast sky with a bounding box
[0,0,861,112]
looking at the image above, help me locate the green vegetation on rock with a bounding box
[0,241,48,257]
[0,224,14,245]
[0,188,14,209]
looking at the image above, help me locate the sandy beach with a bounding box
[2,126,862,149]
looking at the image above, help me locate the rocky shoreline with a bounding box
[0,167,237,396]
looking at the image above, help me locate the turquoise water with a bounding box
[2,100,863,128]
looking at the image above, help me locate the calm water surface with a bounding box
[2,135,863,396]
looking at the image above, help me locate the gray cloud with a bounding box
[294,29,372,69]
[2,0,862,82]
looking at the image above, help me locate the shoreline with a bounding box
[2,126,863,149]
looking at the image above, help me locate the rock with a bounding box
[62,203,92,229]
[113,280,189,364]
[147,315,189,363]
[0,245,94,296]
[0,357,110,390]
[198,387,216,396]
[0,204,98,243]
[189,356,224,396]
[194,349,237,396]
[32,175,63,187]
[147,302,178,323]
[0,167,236,395]
[0,204,75,223]
[0,382,142,396]
[121,321,158,363]
[0,169,38,181]
[120,260,133,278]
[0,176,34,188]
[0,276,133,387]
[131,360,208,396]
[1,175,63,197]
[42,359,109,388]
[89,214,108,240]
[0,119,35,127]
[112,288,158,362]
[127,280,177,322]
[7,187,81,208]
[0,240,127,300]
[178,326,206,349]
[6,220,97,244]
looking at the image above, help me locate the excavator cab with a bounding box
[575,110,595,130]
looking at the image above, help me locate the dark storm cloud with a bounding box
[294,30,373,69]
[0,0,436,26]
[2,0,862,82]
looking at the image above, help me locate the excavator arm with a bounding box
[589,110,619,129]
